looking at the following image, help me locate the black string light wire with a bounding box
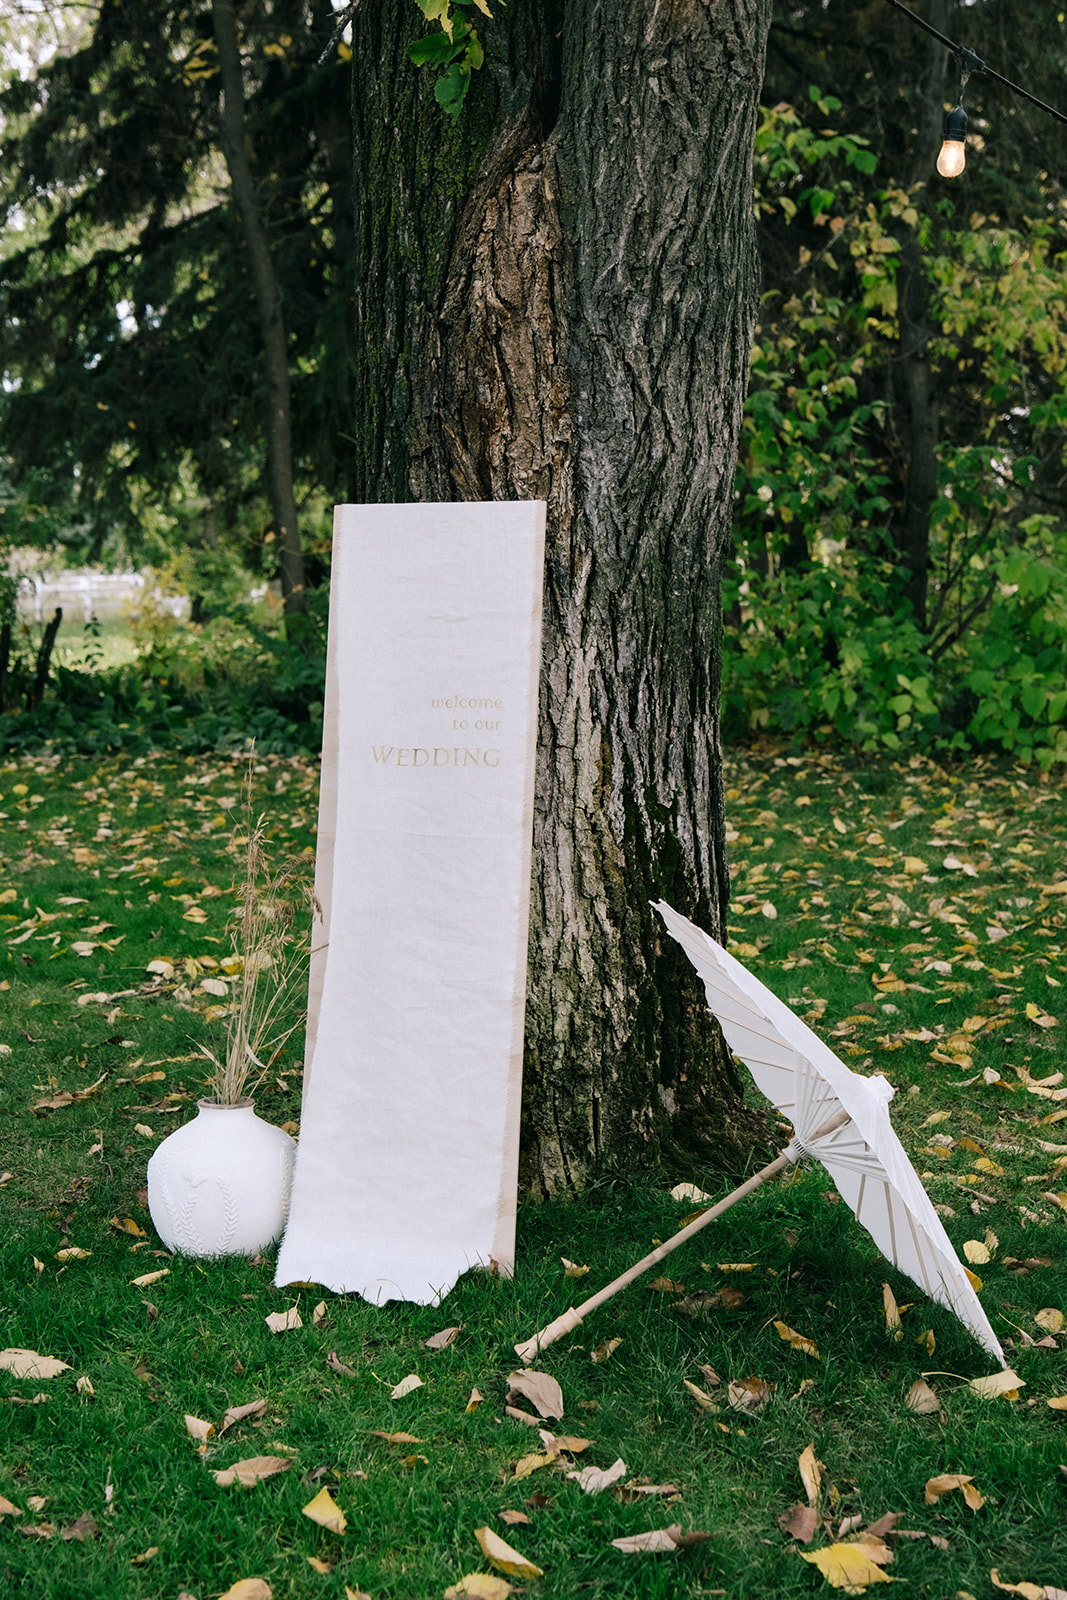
[885,0,1067,175]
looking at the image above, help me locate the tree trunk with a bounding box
[351,0,774,1195]
[211,0,307,617]
[892,0,952,631]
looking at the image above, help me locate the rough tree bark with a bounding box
[212,0,307,616]
[351,0,774,1195]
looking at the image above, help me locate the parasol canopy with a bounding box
[654,900,1006,1365]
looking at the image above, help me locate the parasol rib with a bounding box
[514,1107,851,1362]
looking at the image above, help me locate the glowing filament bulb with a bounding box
[937,105,968,178]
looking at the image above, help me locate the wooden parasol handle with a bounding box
[514,1106,851,1362]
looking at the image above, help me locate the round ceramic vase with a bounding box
[147,1099,296,1257]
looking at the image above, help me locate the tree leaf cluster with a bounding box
[0,0,355,582]
[728,4,1067,766]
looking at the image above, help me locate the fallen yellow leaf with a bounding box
[55,1247,91,1262]
[1035,1307,1065,1333]
[799,1541,894,1590]
[561,1258,590,1278]
[511,1453,554,1481]
[775,1320,820,1359]
[963,1240,990,1265]
[923,1473,984,1509]
[989,1569,1046,1600]
[109,1217,147,1237]
[474,1526,543,1579]
[444,1576,512,1600]
[969,1368,1025,1400]
[882,1283,903,1341]
[798,1443,823,1506]
[1046,1395,1067,1411]
[302,1486,346,1534]
[129,1269,169,1288]
[307,1556,333,1574]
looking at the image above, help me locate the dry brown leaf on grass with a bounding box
[511,1453,554,1482]
[905,1379,940,1415]
[779,1502,820,1542]
[567,1457,626,1494]
[343,1588,372,1600]
[220,1398,268,1434]
[670,1182,713,1202]
[327,1351,356,1377]
[727,1376,774,1414]
[590,1337,622,1363]
[683,1379,720,1412]
[218,1581,272,1600]
[539,1430,590,1455]
[60,1511,99,1541]
[969,1368,1025,1400]
[129,1269,169,1288]
[474,1525,543,1578]
[302,1486,347,1533]
[991,1570,1067,1599]
[611,1525,683,1554]
[504,1405,542,1427]
[425,1325,463,1351]
[184,1414,215,1443]
[506,1369,564,1419]
[307,1556,333,1574]
[465,1388,484,1413]
[499,1508,530,1525]
[798,1444,825,1506]
[445,1575,512,1600]
[923,1473,984,1509]
[1035,1308,1065,1333]
[213,1456,292,1488]
[0,1495,23,1517]
[391,1373,424,1399]
[367,1430,424,1445]
[561,1258,590,1278]
[0,1349,70,1379]
[265,1307,302,1333]
[775,1320,820,1359]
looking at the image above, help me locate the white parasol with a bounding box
[514,902,1006,1366]
[650,900,1005,1364]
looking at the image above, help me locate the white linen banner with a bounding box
[275,501,545,1304]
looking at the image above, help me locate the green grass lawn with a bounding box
[0,743,1065,1599]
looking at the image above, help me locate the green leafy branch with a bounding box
[409,0,493,120]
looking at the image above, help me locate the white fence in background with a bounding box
[16,571,189,624]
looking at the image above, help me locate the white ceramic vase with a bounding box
[147,1099,296,1258]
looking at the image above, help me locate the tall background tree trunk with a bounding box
[212,0,307,616]
[351,0,774,1195]
[892,0,952,630]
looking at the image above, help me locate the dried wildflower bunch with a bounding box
[199,776,315,1106]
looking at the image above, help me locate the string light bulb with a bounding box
[936,103,968,178]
